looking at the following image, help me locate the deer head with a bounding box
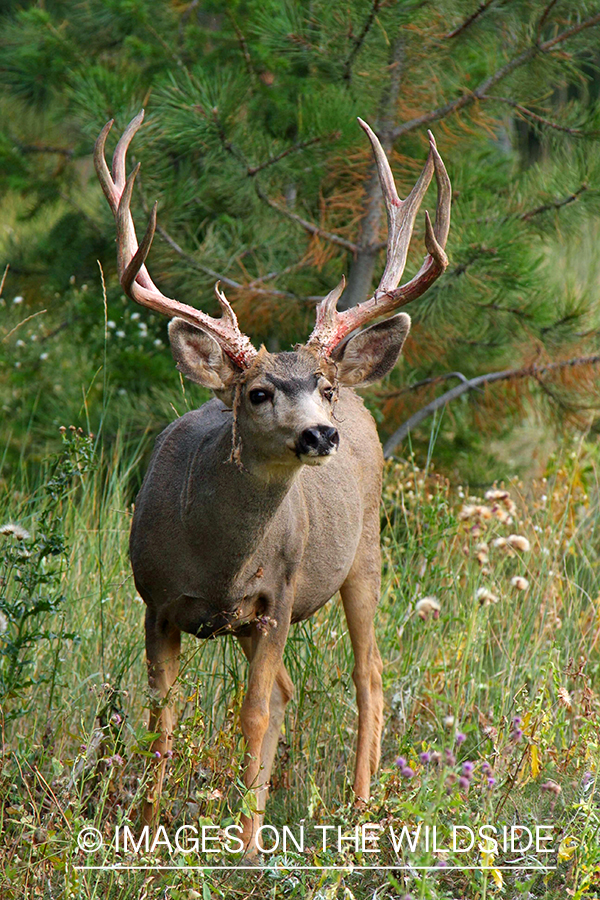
[94,112,450,469]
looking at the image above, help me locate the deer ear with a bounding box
[168,318,241,399]
[332,312,411,387]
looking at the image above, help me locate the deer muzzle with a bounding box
[296,425,339,462]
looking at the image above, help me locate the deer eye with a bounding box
[248,388,273,405]
[322,386,334,402]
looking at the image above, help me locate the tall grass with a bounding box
[1,419,599,899]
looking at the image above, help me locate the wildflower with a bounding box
[443,715,455,729]
[153,339,163,348]
[111,713,123,725]
[395,756,407,769]
[511,576,529,591]
[116,330,125,338]
[462,761,475,777]
[12,295,23,305]
[166,749,173,759]
[400,766,415,778]
[510,718,523,743]
[0,612,7,634]
[476,542,489,565]
[131,312,140,320]
[154,750,162,759]
[507,534,531,552]
[435,859,448,868]
[458,776,470,791]
[0,523,31,541]
[39,352,48,361]
[430,751,442,765]
[541,780,561,796]
[444,748,456,766]
[15,339,24,347]
[419,751,431,764]
[492,537,507,548]
[459,504,492,520]
[416,596,441,620]
[111,754,125,767]
[456,732,466,745]
[557,687,572,710]
[476,586,499,606]
[487,776,496,788]
[107,320,116,329]
[485,489,510,502]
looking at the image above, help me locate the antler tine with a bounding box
[307,120,451,359]
[359,118,435,299]
[94,111,258,369]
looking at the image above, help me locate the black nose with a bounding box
[297,425,340,456]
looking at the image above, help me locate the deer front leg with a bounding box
[340,568,383,802]
[142,608,181,828]
[238,614,291,855]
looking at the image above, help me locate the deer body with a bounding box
[94,111,450,855]
[131,387,380,637]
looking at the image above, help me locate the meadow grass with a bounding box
[0,419,599,900]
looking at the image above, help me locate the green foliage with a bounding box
[0,429,94,720]
[0,1,600,477]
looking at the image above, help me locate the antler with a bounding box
[94,110,258,369]
[307,120,451,358]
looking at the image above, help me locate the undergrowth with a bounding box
[0,428,599,898]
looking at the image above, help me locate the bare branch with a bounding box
[444,0,496,40]
[520,184,588,221]
[254,182,359,253]
[383,353,600,457]
[392,11,600,141]
[482,95,587,135]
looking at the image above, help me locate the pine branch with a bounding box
[153,218,299,300]
[383,353,600,457]
[209,112,357,254]
[444,0,497,40]
[246,133,339,176]
[520,184,588,221]
[254,183,359,253]
[392,11,600,141]
[482,95,587,136]
[343,0,383,83]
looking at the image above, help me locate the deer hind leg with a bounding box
[340,549,383,802]
[142,607,181,828]
[237,621,292,854]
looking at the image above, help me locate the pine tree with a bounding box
[1,0,600,476]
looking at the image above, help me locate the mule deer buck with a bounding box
[94,111,450,853]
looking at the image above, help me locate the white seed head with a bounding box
[507,534,531,552]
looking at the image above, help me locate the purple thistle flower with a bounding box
[511,727,523,743]
[444,748,456,766]
[395,756,407,769]
[513,716,522,726]
[462,761,475,779]
[435,859,448,868]
[458,776,470,791]
[456,732,466,745]
[419,751,431,764]
[166,749,173,759]
[154,750,162,759]
[487,776,496,788]
[481,761,491,774]
[401,766,415,778]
